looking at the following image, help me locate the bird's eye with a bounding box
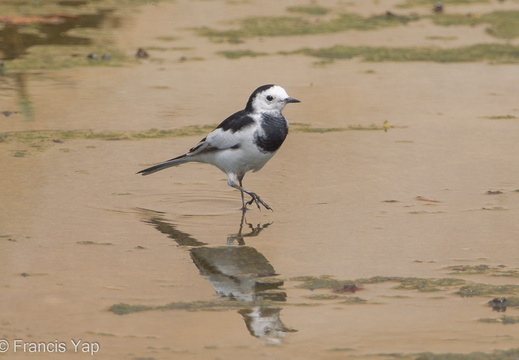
[266,95,274,101]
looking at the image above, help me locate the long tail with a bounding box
[137,154,189,176]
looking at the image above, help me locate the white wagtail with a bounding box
[137,84,300,211]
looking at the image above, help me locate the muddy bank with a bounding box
[1,0,519,359]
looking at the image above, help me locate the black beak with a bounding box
[285,97,301,103]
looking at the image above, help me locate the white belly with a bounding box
[199,141,275,176]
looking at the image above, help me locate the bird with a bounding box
[137,84,300,211]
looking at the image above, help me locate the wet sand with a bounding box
[1,0,519,359]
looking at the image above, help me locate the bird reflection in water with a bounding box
[227,210,272,245]
[137,208,296,342]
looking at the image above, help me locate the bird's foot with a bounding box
[246,193,273,211]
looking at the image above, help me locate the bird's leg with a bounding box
[238,176,247,212]
[229,174,272,211]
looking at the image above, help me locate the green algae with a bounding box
[446,264,519,277]
[431,11,519,40]
[217,49,268,59]
[289,43,519,64]
[196,12,418,42]
[398,0,489,7]
[110,300,281,315]
[456,284,519,297]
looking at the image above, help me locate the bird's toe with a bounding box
[247,193,272,211]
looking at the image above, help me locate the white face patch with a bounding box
[251,86,291,113]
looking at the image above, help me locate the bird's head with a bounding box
[246,84,300,113]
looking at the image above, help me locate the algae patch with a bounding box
[289,43,519,64]
[339,297,368,305]
[0,125,217,155]
[5,46,129,71]
[304,294,344,300]
[217,49,268,59]
[479,316,519,325]
[77,240,113,246]
[291,122,383,132]
[109,300,281,315]
[196,12,418,42]
[395,277,466,292]
[495,296,519,309]
[431,10,519,40]
[197,8,519,45]
[220,43,519,64]
[456,284,519,297]
[398,0,489,7]
[446,264,519,277]
[1,123,384,156]
[292,274,519,297]
[291,275,360,290]
[481,115,517,120]
[292,275,468,293]
[412,347,519,360]
[286,5,331,16]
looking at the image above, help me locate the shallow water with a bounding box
[0,8,116,60]
[1,0,519,359]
